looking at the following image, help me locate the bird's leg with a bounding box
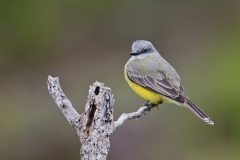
[142,101,149,114]
[143,100,149,107]
[157,100,163,110]
[149,103,158,110]
[142,100,158,111]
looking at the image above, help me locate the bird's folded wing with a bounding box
[127,68,185,103]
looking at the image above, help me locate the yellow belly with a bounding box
[125,71,163,104]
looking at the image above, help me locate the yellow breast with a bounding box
[124,68,163,104]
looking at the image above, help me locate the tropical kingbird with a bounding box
[125,40,214,125]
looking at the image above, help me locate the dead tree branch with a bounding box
[114,106,150,129]
[47,75,152,160]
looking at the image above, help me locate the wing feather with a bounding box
[126,68,185,103]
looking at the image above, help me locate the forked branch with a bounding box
[47,75,152,160]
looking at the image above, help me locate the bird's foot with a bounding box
[156,100,163,110]
[142,101,157,111]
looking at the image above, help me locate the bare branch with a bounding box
[47,75,81,129]
[47,76,115,160]
[47,75,156,159]
[114,105,152,129]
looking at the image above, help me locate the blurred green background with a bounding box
[0,0,240,159]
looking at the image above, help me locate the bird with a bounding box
[124,40,214,125]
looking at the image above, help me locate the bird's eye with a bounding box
[143,48,148,53]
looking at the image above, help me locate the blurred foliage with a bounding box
[0,0,240,160]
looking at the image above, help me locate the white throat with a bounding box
[130,54,149,60]
[130,51,159,60]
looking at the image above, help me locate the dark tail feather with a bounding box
[184,98,214,125]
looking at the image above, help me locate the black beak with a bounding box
[129,51,140,55]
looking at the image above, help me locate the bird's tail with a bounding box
[184,98,214,125]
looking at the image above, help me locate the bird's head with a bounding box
[130,40,157,56]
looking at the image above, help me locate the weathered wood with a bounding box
[47,76,81,129]
[114,105,151,129]
[78,82,115,160]
[47,76,152,160]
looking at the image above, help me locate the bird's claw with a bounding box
[142,100,161,112]
[156,100,163,110]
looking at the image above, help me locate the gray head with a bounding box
[130,40,157,56]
